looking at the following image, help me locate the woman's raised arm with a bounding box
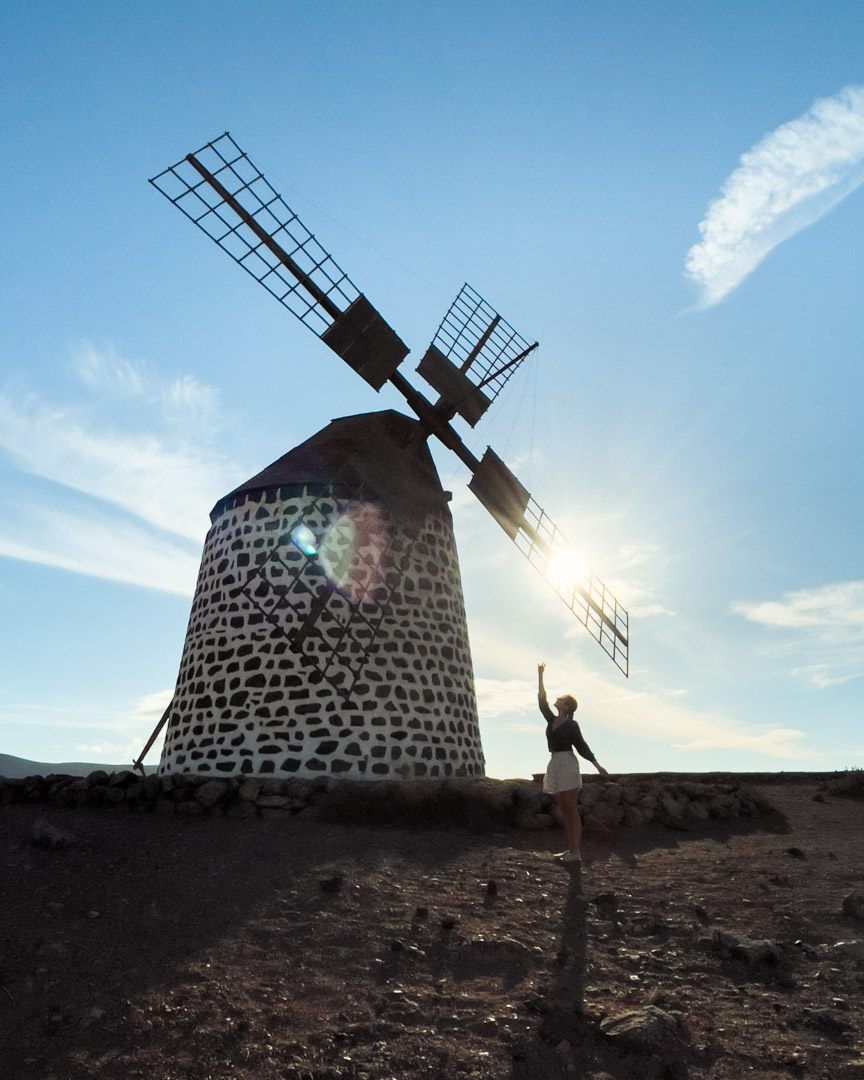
[537,662,549,710]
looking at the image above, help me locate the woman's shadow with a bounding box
[510,863,591,1077]
[511,859,692,1080]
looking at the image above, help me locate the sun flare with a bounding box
[546,547,589,591]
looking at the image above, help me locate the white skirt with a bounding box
[543,750,582,794]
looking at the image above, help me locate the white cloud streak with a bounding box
[481,674,816,762]
[732,581,864,687]
[685,85,864,307]
[76,343,221,426]
[671,728,808,755]
[0,394,236,542]
[475,676,535,719]
[4,689,173,766]
[471,618,818,768]
[76,344,147,397]
[0,346,245,591]
[0,500,200,595]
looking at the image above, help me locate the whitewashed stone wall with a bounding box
[159,483,484,780]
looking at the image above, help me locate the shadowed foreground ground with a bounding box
[2,776,864,1080]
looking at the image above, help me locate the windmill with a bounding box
[139,133,628,781]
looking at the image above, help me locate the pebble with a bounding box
[834,941,864,960]
[39,942,69,959]
[712,929,780,965]
[842,892,864,921]
[600,1005,687,1055]
[30,821,81,850]
[80,1006,106,1028]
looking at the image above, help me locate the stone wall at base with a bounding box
[0,772,774,834]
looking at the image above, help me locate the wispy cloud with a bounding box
[472,624,818,764]
[0,346,243,591]
[685,84,864,307]
[3,689,172,765]
[671,727,809,756]
[732,581,864,687]
[76,343,221,426]
[0,500,200,595]
[496,684,815,760]
[0,393,236,541]
[110,688,173,763]
[76,344,148,398]
[601,691,815,759]
[475,676,535,719]
[605,580,673,621]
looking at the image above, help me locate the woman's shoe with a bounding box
[561,851,582,864]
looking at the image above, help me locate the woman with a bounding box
[538,662,608,863]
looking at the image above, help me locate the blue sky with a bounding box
[1,1,863,777]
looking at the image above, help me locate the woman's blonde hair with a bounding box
[559,694,578,715]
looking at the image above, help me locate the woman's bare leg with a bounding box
[554,788,582,854]
[552,793,570,850]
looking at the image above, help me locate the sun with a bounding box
[545,547,589,591]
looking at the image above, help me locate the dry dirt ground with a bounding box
[2,776,864,1080]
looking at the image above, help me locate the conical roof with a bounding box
[212,410,448,527]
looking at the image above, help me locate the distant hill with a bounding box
[0,753,157,779]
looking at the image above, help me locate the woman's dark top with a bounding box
[539,692,596,760]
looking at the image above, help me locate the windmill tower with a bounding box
[144,134,628,781]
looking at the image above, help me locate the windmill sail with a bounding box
[150,133,408,389]
[417,283,538,427]
[469,449,629,676]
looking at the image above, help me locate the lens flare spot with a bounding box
[320,516,356,588]
[290,524,318,556]
[320,504,390,601]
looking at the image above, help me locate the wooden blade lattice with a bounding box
[515,497,629,677]
[468,448,628,676]
[426,283,535,405]
[151,133,409,389]
[150,133,358,334]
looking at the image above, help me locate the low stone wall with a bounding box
[0,770,773,834]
